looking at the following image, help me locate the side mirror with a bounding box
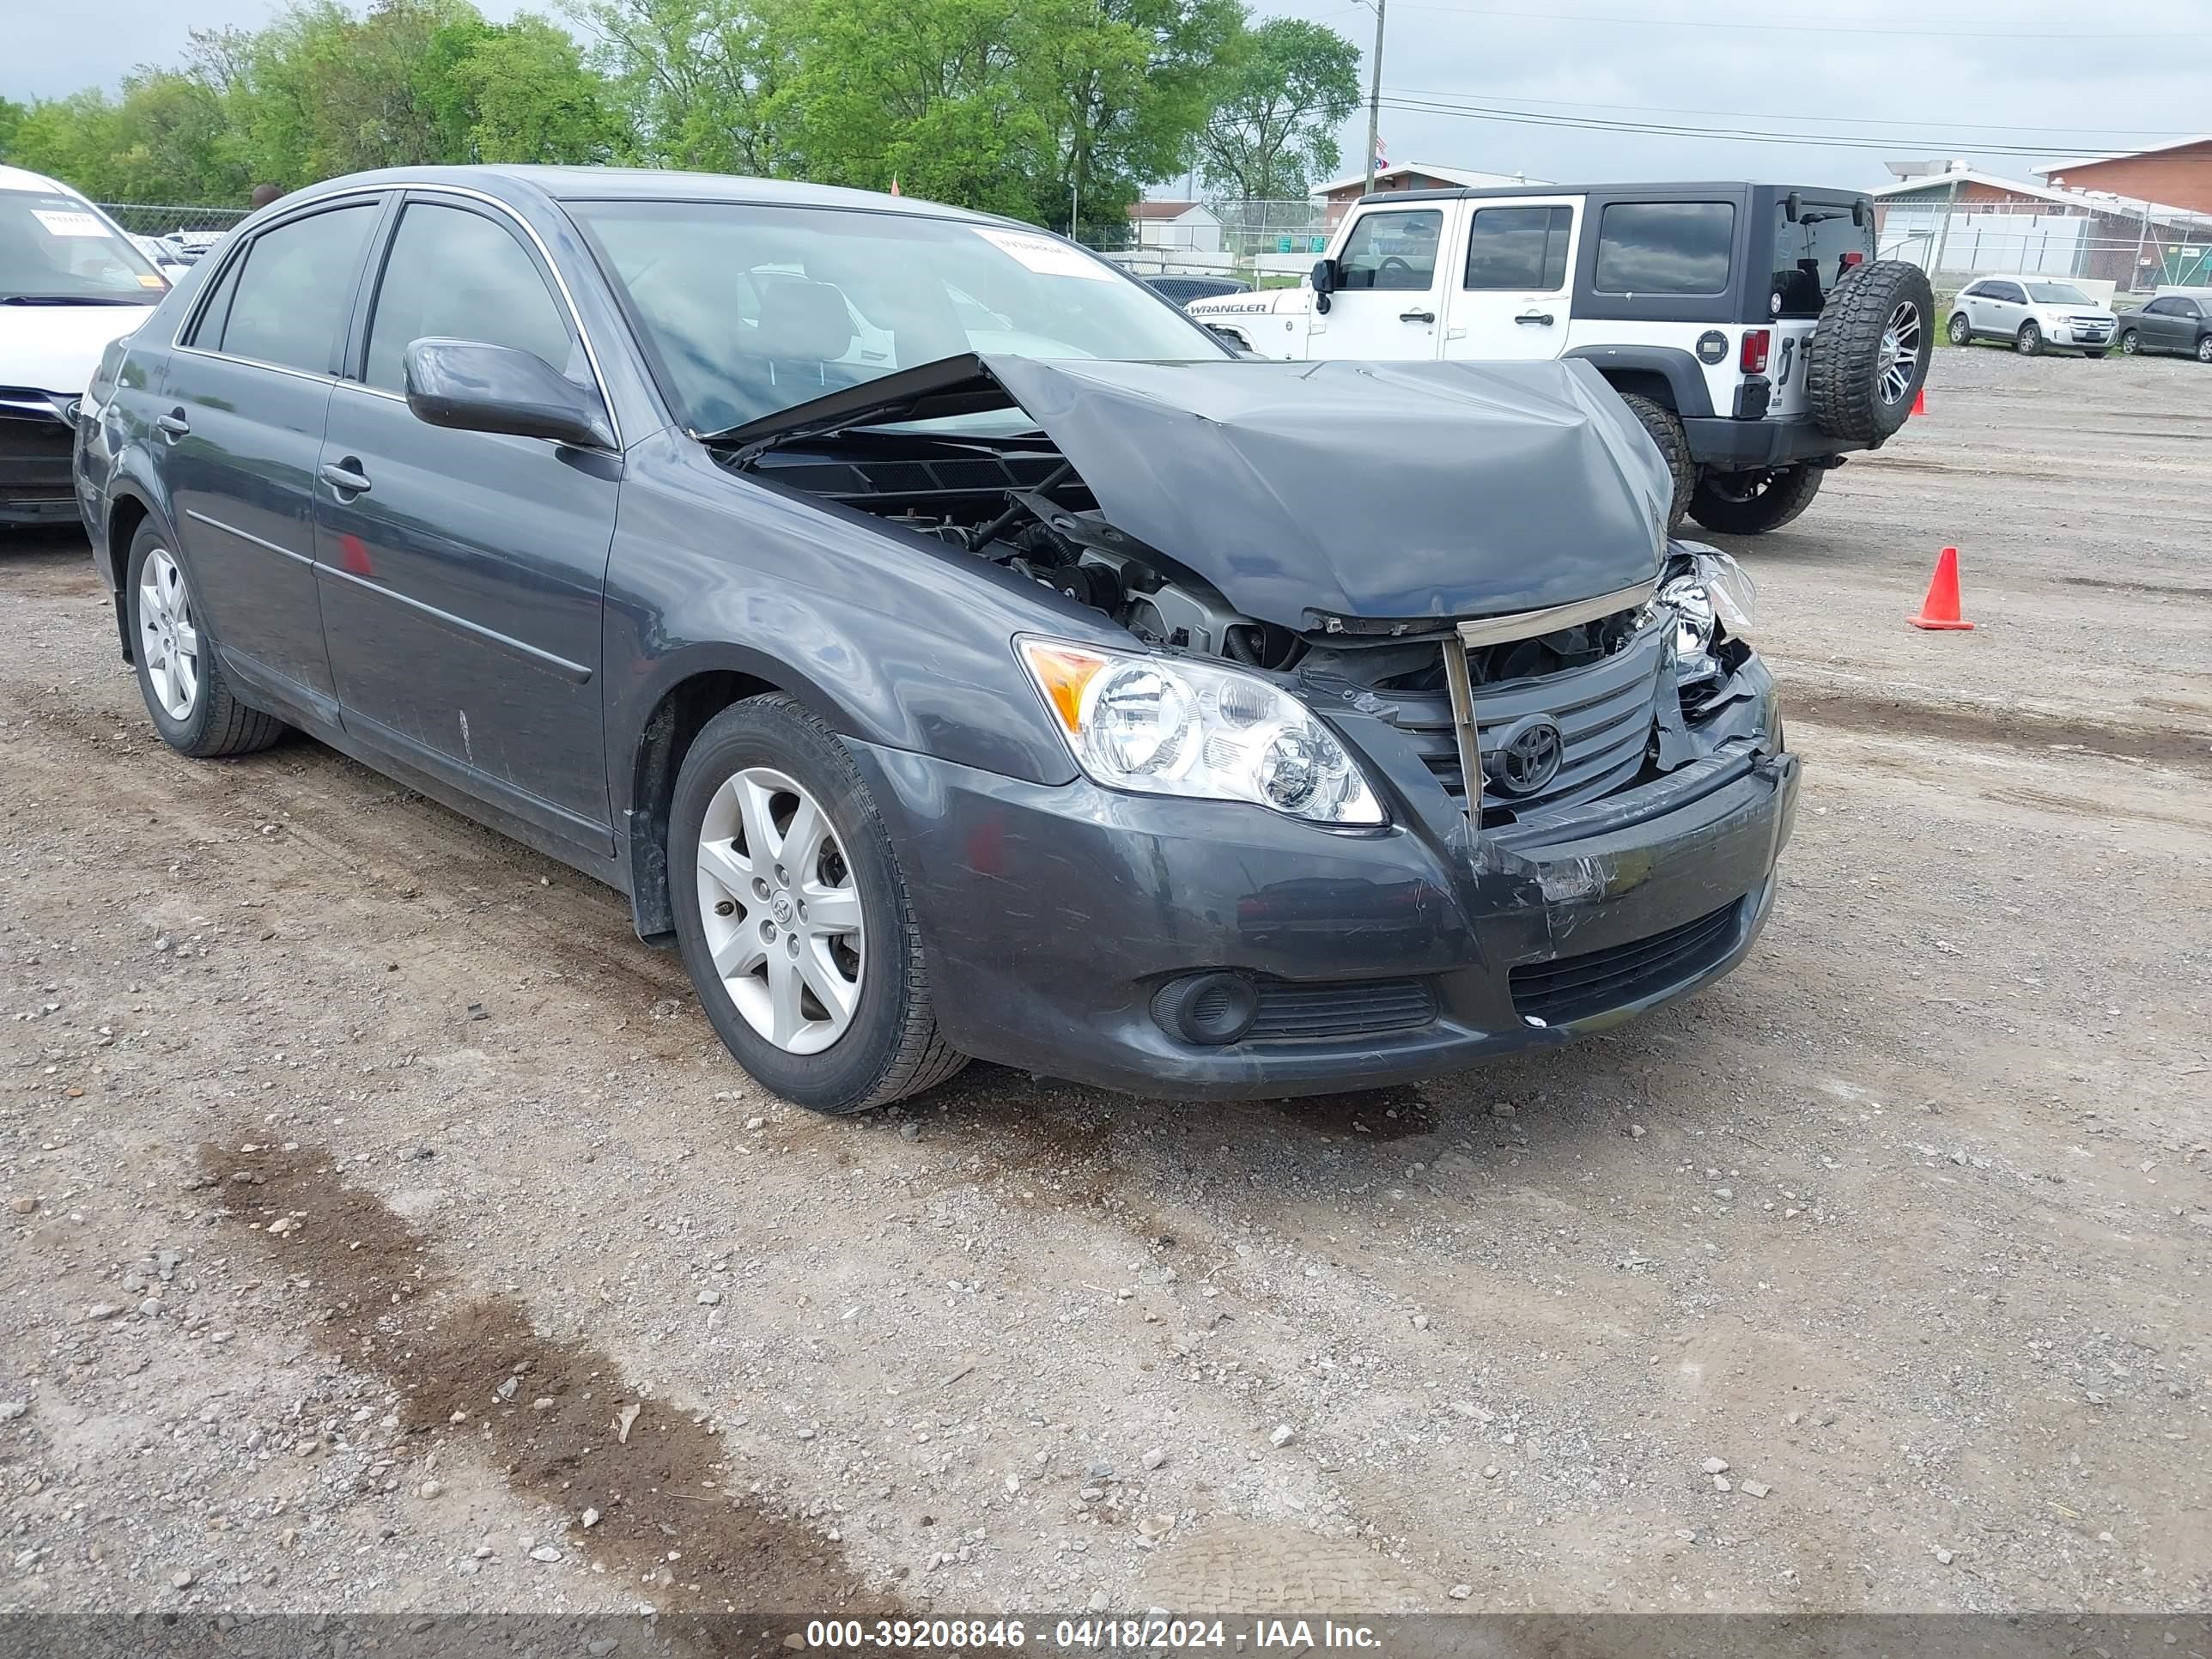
[404,337,614,450]
[1852,197,1870,228]
[1310,258,1335,315]
[1784,191,1803,224]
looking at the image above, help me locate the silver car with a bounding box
[1945,275,2118,357]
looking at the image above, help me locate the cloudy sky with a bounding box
[14,0,2211,196]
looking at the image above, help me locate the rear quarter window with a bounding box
[1594,202,1735,296]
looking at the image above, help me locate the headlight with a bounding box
[1658,572,1717,660]
[1658,544,1757,685]
[1018,637,1385,826]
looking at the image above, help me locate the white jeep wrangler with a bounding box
[1188,182,1935,535]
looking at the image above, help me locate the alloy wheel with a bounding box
[1878,300,1923,403]
[1947,313,1972,347]
[2017,322,2040,356]
[695,766,863,1054]
[2120,331,2139,355]
[2198,336,2212,363]
[137,547,200,721]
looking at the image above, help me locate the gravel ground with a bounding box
[2,344,2207,1620]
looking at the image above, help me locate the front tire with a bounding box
[125,522,286,758]
[2119,329,2141,355]
[1617,392,1692,532]
[1686,463,1825,536]
[1947,312,1972,347]
[2016,320,2042,356]
[2197,335,2212,364]
[670,694,966,1114]
[2084,349,2109,360]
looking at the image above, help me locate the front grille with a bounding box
[1246,976,1437,1040]
[1509,900,1741,1027]
[1393,623,1665,816]
[0,396,73,504]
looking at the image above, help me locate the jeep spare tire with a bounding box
[1808,259,1934,444]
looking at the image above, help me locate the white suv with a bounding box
[1945,276,2118,357]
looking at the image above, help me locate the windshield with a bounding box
[570,200,1225,435]
[0,190,167,303]
[2027,282,2094,305]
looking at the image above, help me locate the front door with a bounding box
[1441,199,1581,362]
[160,198,383,701]
[314,195,619,847]
[1320,204,1457,359]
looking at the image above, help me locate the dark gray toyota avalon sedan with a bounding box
[75,166,1799,1113]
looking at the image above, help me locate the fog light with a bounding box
[1152,972,1260,1045]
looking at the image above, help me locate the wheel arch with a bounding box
[103,486,175,664]
[1567,345,1717,419]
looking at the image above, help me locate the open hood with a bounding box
[720,353,1674,630]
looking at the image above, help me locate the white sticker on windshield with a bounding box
[970,226,1115,282]
[32,210,110,238]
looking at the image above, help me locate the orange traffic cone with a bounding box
[1911,385,1927,417]
[1909,545,1974,631]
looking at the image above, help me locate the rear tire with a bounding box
[1617,392,1692,532]
[2015,320,2042,356]
[1947,312,1972,347]
[1808,259,1934,442]
[125,521,286,759]
[1686,463,1825,536]
[670,693,967,1115]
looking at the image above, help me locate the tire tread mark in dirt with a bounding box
[201,1139,903,1626]
[1788,686,2212,776]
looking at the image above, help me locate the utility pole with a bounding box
[1362,0,1387,198]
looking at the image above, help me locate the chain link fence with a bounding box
[1087,199,1331,288]
[1877,199,2212,294]
[98,204,252,238]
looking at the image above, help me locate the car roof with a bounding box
[0,163,85,197]
[1354,179,1864,205]
[288,165,1005,226]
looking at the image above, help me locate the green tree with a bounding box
[1196,15,1360,202]
[565,0,793,175]
[0,97,26,161]
[457,17,632,162]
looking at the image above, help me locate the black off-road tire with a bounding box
[1686,463,1825,536]
[669,694,967,1115]
[125,521,287,758]
[1947,311,1973,347]
[1808,259,1935,443]
[1617,392,1692,532]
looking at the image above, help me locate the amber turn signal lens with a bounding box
[1017,639,1108,734]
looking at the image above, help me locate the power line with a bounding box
[1338,2,2172,40]
[1371,94,2209,160]
[1382,86,2205,143]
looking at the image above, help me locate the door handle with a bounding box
[1399,308,1437,324]
[155,410,190,441]
[319,459,372,496]
[1515,312,1556,326]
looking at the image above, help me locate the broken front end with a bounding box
[720,353,1800,1097]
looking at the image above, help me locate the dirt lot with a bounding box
[3,343,2208,1622]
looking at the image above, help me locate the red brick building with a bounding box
[2039,138,2212,216]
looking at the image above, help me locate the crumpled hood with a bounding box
[983,355,1673,629]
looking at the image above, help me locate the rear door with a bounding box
[314,191,619,847]
[1440,198,1580,362]
[1319,203,1460,359]
[160,197,384,702]
[1979,280,2028,337]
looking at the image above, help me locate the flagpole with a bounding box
[1362,0,1387,198]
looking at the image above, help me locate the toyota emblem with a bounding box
[1486,714,1565,797]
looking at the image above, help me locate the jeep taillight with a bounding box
[1740,329,1771,374]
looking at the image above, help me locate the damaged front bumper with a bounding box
[845,652,1797,1099]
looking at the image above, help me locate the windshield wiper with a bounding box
[700,353,1016,468]
[0,294,153,306]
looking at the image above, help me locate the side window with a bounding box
[186,251,246,349]
[1337,210,1443,291]
[1990,283,2027,305]
[1593,202,1735,295]
[216,204,380,374]
[1463,206,1572,291]
[365,202,575,392]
